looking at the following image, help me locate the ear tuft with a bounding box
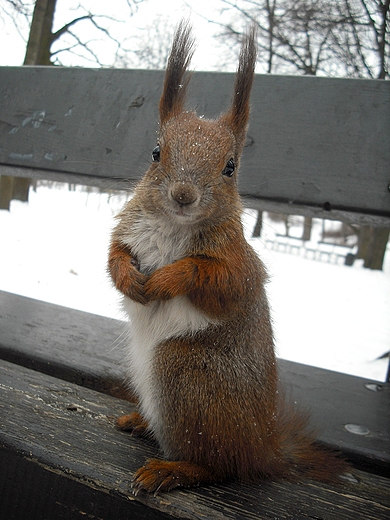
[224,25,257,152]
[159,20,195,125]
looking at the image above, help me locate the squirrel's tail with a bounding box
[276,401,350,483]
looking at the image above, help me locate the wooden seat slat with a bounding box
[1,359,389,520]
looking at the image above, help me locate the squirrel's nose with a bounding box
[170,182,199,207]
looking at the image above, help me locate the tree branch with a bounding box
[51,15,92,44]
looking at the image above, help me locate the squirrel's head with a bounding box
[140,20,257,226]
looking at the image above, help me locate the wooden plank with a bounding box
[0,290,127,398]
[242,197,390,228]
[1,448,172,520]
[0,67,162,183]
[243,75,389,219]
[1,359,389,520]
[278,359,390,475]
[0,290,389,472]
[0,67,389,221]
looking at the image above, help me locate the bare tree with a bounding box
[0,0,145,67]
[216,0,389,77]
[216,0,278,72]
[270,0,345,75]
[0,0,144,209]
[331,0,389,79]
[115,15,176,70]
[1,0,31,30]
[216,0,349,75]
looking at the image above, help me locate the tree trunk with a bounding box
[284,215,290,237]
[252,211,263,237]
[24,0,57,66]
[302,216,312,241]
[356,226,371,260]
[12,178,33,202]
[0,177,14,210]
[363,228,389,270]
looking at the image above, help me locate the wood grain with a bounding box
[1,359,389,520]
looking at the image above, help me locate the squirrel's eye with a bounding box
[222,158,235,177]
[152,145,160,162]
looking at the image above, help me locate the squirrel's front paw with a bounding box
[122,268,149,304]
[144,260,195,301]
[144,268,173,301]
[108,241,149,304]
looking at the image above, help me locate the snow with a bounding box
[0,182,388,382]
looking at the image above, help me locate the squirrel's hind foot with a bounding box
[116,412,149,438]
[132,459,216,494]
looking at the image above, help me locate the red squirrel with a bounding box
[108,21,348,493]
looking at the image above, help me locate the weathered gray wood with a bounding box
[1,290,388,473]
[0,289,128,398]
[1,67,389,225]
[242,197,390,228]
[1,359,389,520]
[278,359,390,475]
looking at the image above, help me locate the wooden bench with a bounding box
[1,66,389,519]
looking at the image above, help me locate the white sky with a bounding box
[0,0,233,70]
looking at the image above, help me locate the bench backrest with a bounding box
[0,66,389,227]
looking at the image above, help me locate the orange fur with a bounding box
[108,240,148,304]
[109,21,349,494]
[116,412,149,437]
[133,460,216,494]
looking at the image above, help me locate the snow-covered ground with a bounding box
[1,183,388,382]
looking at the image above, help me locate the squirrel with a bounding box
[108,20,348,494]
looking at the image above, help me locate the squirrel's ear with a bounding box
[223,25,257,151]
[159,20,195,125]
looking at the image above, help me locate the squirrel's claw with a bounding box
[131,459,214,494]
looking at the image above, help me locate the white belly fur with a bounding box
[123,295,212,436]
[119,213,213,435]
